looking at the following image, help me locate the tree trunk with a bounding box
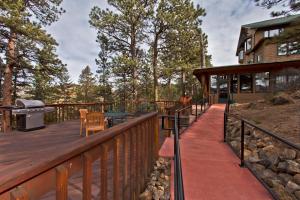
[2,32,16,132]
[130,26,138,104]
[181,70,186,96]
[152,34,159,101]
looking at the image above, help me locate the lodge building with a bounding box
[194,15,300,103]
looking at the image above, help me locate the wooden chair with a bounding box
[85,112,105,137]
[79,109,88,136]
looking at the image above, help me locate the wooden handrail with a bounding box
[0,112,159,199]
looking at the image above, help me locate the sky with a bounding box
[46,0,275,82]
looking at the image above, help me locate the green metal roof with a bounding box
[242,14,300,29]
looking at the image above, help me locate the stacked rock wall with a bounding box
[227,118,300,200]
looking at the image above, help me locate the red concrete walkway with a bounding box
[159,104,272,200]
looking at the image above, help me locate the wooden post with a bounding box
[113,136,121,200]
[237,74,241,94]
[100,144,108,200]
[56,166,68,200]
[10,187,29,200]
[154,115,159,160]
[83,152,92,200]
[123,132,131,199]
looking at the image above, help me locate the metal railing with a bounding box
[224,101,300,200]
[160,99,210,200]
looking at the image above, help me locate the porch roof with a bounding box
[193,60,300,77]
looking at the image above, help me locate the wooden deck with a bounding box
[0,120,94,199]
[0,116,164,199]
[0,120,81,175]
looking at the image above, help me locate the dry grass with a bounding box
[230,93,300,144]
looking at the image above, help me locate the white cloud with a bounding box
[200,0,273,66]
[46,0,109,82]
[47,0,278,82]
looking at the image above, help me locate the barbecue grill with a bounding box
[12,99,54,131]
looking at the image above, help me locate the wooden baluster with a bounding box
[146,120,151,175]
[154,115,159,160]
[123,132,131,199]
[10,187,29,200]
[113,136,121,200]
[142,122,148,182]
[56,165,68,200]
[130,129,137,199]
[100,144,108,200]
[138,124,144,193]
[135,125,141,195]
[83,152,92,200]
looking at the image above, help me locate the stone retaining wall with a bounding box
[227,118,300,200]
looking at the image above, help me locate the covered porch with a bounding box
[193,60,300,104]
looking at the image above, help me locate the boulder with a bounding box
[286,160,300,175]
[252,130,263,139]
[278,173,293,185]
[139,190,152,200]
[295,190,300,200]
[265,177,282,188]
[278,161,288,172]
[273,183,294,200]
[230,126,240,138]
[230,140,240,151]
[271,92,295,105]
[280,148,297,160]
[291,90,300,99]
[258,145,280,167]
[261,169,277,179]
[248,151,261,163]
[252,163,265,173]
[294,174,300,185]
[248,141,258,151]
[286,181,300,193]
[244,149,252,160]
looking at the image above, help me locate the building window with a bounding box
[245,38,252,51]
[278,42,300,55]
[256,55,262,63]
[230,75,238,93]
[210,75,217,94]
[240,74,253,93]
[289,41,300,55]
[275,75,287,90]
[264,28,283,38]
[239,50,244,60]
[255,72,269,92]
[278,43,288,55]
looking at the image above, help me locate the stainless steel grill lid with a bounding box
[15,99,45,108]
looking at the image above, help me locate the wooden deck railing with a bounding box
[0,112,159,200]
[45,102,114,124]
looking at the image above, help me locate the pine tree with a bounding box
[89,0,155,104]
[160,0,207,96]
[0,0,65,106]
[254,0,300,48]
[95,35,112,102]
[77,66,96,103]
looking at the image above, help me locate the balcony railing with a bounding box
[0,112,159,199]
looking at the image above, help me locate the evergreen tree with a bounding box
[77,66,96,103]
[254,0,300,48]
[0,0,65,106]
[89,0,155,104]
[95,35,112,102]
[160,0,207,96]
[254,0,300,16]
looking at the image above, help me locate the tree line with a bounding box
[0,0,211,107]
